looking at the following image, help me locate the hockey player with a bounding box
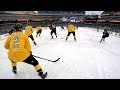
[36,26,42,37]
[100,29,109,42]
[4,25,47,79]
[66,22,77,41]
[49,22,57,39]
[25,23,37,45]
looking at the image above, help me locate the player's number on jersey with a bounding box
[12,35,20,49]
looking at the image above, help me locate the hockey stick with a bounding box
[33,55,60,62]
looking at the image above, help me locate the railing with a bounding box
[0,22,120,35]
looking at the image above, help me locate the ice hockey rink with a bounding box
[0,27,120,79]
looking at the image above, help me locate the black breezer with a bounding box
[23,54,39,66]
[66,31,76,41]
[11,54,39,69]
[67,32,75,37]
[28,35,37,45]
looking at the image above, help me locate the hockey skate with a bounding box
[34,42,37,45]
[66,36,68,41]
[99,39,102,42]
[12,68,17,74]
[51,35,53,39]
[38,72,47,79]
[74,36,77,41]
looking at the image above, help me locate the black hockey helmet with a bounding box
[14,23,22,31]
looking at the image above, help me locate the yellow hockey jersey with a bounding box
[67,24,76,32]
[4,31,31,62]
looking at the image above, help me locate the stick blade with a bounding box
[53,58,60,62]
